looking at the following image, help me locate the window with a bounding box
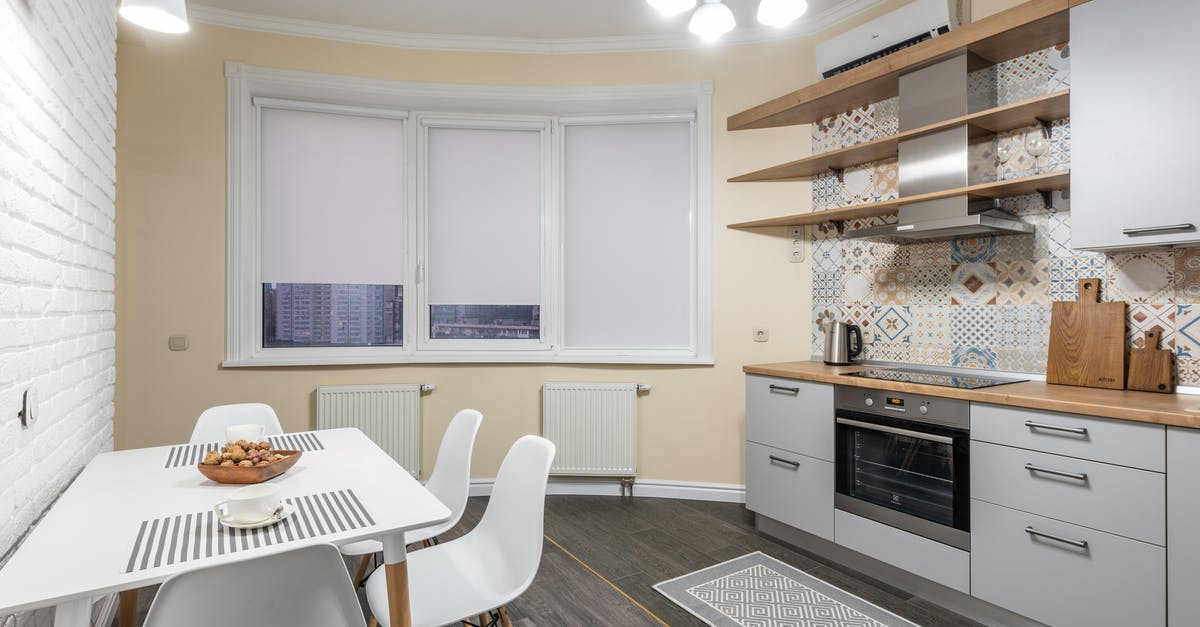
[422,121,548,347]
[225,63,711,365]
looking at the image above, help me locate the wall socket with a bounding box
[753,328,769,342]
[788,226,804,263]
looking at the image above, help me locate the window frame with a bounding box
[224,62,712,366]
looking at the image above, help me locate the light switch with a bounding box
[168,334,189,351]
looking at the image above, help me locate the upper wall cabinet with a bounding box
[1070,0,1200,250]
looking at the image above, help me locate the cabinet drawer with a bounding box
[745,442,833,541]
[971,403,1164,471]
[835,510,970,594]
[746,375,833,461]
[972,441,1165,545]
[972,500,1165,627]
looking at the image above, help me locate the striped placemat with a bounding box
[124,489,375,573]
[164,433,325,468]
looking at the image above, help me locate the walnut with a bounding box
[221,452,233,461]
[258,441,271,450]
[235,440,251,449]
[220,460,235,467]
[237,459,253,467]
[201,451,222,466]
[272,453,284,461]
[227,445,247,462]
[256,460,270,467]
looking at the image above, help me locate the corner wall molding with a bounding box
[468,477,746,503]
[189,1,884,55]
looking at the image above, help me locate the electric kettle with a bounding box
[823,321,862,365]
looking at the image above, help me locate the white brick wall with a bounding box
[0,0,117,624]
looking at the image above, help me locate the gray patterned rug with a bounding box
[654,552,921,627]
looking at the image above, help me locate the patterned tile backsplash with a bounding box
[806,45,1200,387]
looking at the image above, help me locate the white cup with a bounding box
[214,483,282,524]
[226,423,265,444]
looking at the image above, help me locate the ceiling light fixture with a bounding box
[688,0,737,42]
[118,0,190,34]
[756,0,809,27]
[648,0,698,17]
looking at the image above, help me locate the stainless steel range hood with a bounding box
[845,53,1034,242]
[845,198,1035,241]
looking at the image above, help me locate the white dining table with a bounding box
[0,427,449,627]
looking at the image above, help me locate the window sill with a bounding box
[222,351,714,367]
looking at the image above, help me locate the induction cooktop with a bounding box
[842,367,1029,389]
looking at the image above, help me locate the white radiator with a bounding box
[317,384,421,477]
[542,382,639,477]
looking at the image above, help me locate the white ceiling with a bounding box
[188,0,885,53]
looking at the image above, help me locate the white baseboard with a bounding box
[469,477,745,503]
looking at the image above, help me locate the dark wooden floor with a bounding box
[116,495,981,626]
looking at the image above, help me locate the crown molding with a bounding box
[189,1,884,55]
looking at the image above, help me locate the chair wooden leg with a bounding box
[478,613,490,626]
[367,617,378,627]
[498,606,513,627]
[119,589,138,627]
[422,539,430,549]
[353,554,373,587]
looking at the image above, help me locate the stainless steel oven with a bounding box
[834,386,970,550]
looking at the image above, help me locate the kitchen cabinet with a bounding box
[1168,427,1200,626]
[1070,0,1200,250]
[744,376,834,540]
[971,499,1165,627]
[745,442,834,541]
[745,375,833,461]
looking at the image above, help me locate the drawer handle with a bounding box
[1025,526,1089,550]
[1024,420,1088,437]
[768,455,801,469]
[1024,463,1088,482]
[768,384,800,395]
[1122,223,1195,236]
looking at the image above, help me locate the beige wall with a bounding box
[114,0,1019,483]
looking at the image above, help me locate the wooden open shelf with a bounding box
[727,0,1070,131]
[727,170,1071,229]
[730,90,1070,182]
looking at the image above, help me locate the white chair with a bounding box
[189,402,284,444]
[364,435,556,627]
[341,409,483,586]
[143,544,367,627]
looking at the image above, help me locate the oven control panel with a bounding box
[834,386,970,430]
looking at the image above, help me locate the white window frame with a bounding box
[224,62,712,366]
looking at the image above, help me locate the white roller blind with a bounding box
[563,121,693,348]
[426,126,542,305]
[260,107,405,284]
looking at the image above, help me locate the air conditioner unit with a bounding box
[816,0,970,79]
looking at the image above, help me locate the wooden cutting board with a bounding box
[1128,329,1175,393]
[1046,278,1127,390]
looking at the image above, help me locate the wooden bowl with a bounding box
[197,450,302,484]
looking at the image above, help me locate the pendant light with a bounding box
[756,0,808,27]
[688,0,736,42]
[119,0,190,34]
[648,0,698,17]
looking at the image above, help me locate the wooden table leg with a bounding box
[353,554,373,588]
[53,598,91,627]
[119,589,139,627]
[382,532,412,627]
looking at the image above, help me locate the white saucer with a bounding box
[217,503,296,530]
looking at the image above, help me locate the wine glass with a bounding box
[1024,128,1049,175]
[995,139,1012,164]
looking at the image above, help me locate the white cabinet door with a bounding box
[745,442,834,540]
[1168,427,1200,626]
[745,375,834,461]
[1070,0,1200,250]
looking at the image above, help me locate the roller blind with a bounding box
[426,126,542,306]
[563,121,693,348]
[259,107,406,284]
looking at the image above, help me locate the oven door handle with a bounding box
[836,417,955,445]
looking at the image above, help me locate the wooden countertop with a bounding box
[744,361,1200,429]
